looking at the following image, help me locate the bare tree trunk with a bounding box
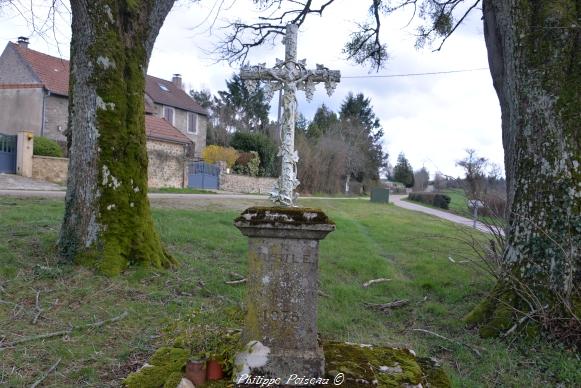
[59,0,177,275]
[466,0,580,337]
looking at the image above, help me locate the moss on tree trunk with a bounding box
[59,0,177,275]
[467,0,580,337]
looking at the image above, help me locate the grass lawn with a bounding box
[0,197,577,387]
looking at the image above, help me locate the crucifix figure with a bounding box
[240,24,341,206]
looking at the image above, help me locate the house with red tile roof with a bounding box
[0,38,208,188]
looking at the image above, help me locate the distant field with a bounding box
[0,197,576,386]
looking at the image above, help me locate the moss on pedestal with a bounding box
[124,339,450,387]
[235,206,335,226]
[324,341,450,387]
[124,347,190,388]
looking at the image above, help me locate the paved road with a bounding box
[390,194,495,234]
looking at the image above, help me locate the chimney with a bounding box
[172,74,182,90]
[17,37,29,48]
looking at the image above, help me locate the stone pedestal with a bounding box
[234,207,335,384]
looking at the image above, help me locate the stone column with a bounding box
[16,131,34,177]
[234,207,335,384]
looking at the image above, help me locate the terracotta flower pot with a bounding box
[185,360,206,386]
[206,359,224,380]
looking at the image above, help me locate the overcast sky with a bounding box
[0,0,503,178]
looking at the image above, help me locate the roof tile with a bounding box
[12,42,70,96]
[9,43,207,116]
[145,115,192,144]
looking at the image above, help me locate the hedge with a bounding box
[34,136,63,157]
[408,192,451,209]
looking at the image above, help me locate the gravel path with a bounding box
[0,174,64,191]
[390,194,495,234]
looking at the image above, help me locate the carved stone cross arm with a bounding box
[240,64,340,101]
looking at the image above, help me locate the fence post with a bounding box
[16,131,34,177]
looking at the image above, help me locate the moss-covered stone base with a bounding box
[124,340,450,387]
[324,341,450,387]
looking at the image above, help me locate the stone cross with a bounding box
[240,24,341,206]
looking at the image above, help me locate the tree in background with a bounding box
[413,167,430,192]
[297,94,386,194]
[229,132,278,177]
[339,93,386,187]
[393,153,414,188]
[306,104,339,139]
[217,74,270,134]
[456,149,488,199]
[191,75,274,148]
[433,171,447,191]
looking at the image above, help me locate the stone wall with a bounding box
[220,173,276,194]
[32,155,68,184]
[147,140,186,188]
[30,140,186,188]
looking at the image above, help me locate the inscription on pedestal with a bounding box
[234,207,335,382]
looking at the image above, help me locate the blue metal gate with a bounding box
[0,134,17,174]
[187,161,220,190]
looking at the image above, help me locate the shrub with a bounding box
[408,192,451,209]
[33,136,63,157]
[478,193,507,219]
[233,151,260,177]
[230,132,278,177]
[202,145,239,168]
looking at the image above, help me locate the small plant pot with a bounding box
[185,360,206,386]
[206,359,224,380]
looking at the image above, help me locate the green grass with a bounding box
[0,197,577,387]
[149,187,217,194]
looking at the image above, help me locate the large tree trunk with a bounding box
[466,1,580,337]
[59,0,177,275]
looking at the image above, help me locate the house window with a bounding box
[163,106,174,125]
[187,112,197,134]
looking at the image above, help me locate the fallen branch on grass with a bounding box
[225,278,247,285]
[225,272,247,285]
[411,328,482,357]
[318,290,330,298]
[30,358,61,388]
[362,278,391,288]
[502,304,548,338]
[0,311,128,350]
[364,299,409,313]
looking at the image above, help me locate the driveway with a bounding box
[390,194,497,234]
[0,174,64,191]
